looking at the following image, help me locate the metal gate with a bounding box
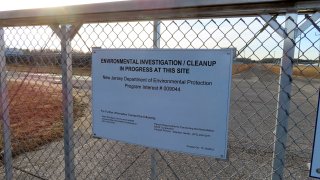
[0,1,320,179]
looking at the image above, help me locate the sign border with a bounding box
[310,89,320,179]
[91,48,234,159]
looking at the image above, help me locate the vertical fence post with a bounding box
[153,20,161,48]
[61,25,75,180]
[0,27,13,180]
[271,13,297,180]
[150,20,160,180]
[150,151,157,180]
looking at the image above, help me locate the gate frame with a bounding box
[0,1,320,180]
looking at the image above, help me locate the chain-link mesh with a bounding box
[0,13,319,179]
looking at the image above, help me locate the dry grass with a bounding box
[264,64,320,78]
[232,64,254,74]
[0,82,84,156]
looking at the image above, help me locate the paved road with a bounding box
[2,65,320,179]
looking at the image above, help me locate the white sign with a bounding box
[92,49,234,159]
[311,91,320,178]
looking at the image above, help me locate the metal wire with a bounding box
[0,13,319,179]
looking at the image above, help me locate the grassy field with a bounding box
[232,64,254,74]
[0,82,85,156]
[264,64,320,78]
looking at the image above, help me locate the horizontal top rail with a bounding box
[0,0,319,26]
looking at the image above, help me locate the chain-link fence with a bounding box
[0,7,320,180]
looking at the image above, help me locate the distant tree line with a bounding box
[6,51,91,67]
[4,49,319,67]
[260,58,318,64]
[235,58,255,64]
